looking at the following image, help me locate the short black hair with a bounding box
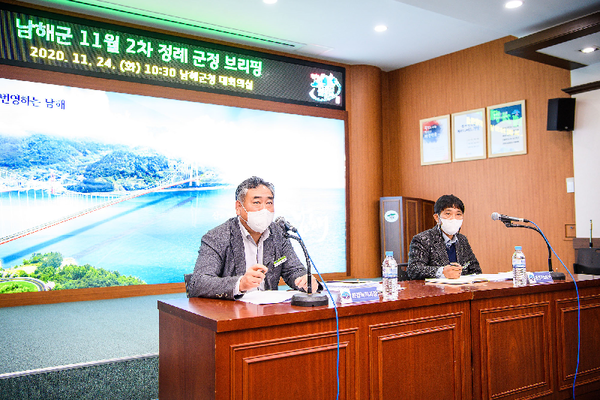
[235,176,275,202]
[434,194,464,215]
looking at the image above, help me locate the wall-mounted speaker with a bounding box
[547,98,575,131]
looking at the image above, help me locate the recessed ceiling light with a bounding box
[505,1,523,9]
[580,46,599,54]
[374,25,387,33]
[263,0,277,4]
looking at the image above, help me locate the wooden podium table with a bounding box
[158,277,600,400]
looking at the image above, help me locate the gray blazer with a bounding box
[407,225,481,280]
[187,217,308,299]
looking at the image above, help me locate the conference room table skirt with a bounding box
[157,277,600,400]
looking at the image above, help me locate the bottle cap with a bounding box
[385,251,393,257]
[515,246,522,251]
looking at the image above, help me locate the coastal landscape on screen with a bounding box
[0,77,346,294]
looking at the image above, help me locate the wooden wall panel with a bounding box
[346,65,383,278]
[158,311,217,400]
[369,312,468,400]
[422,200,435,231]
[472,298,554,400]
[555,293,600,394]
[382,37,575,275]
[230,329,358,400]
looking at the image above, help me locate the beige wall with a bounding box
[381,37,575,274]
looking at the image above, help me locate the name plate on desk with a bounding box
[340,286,379,304]
[526,271,553,284]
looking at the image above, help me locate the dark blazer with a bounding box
[187,217,307,299]
[407,225,481,280]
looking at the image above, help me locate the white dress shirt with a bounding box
[233,217,270,295]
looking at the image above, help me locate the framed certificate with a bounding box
[420,115,451,165]
[452,108,486,162]
[487,100,527,158]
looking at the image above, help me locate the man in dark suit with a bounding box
[187,176,319,299]
[407,194,481,280]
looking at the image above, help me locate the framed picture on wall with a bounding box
[487,100,527,157]
[420,115,451,165]
[452,108,486,162]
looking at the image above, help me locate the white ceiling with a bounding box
[17,0,600,71]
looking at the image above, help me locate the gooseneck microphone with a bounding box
[491,212,530,223]
[491,212,565,281]
[275,216,298,232]
[275,216,328,306]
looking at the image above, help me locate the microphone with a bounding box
[275,216,297,232]
[491,212,530,223]
[275,216,328,305]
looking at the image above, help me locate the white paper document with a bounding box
[238,290,302,305]
[475,272,513,281]
[324,281,381,290]
[425,272,512,285]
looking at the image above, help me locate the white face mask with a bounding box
[439,217,463,236]
[241,204,274,233]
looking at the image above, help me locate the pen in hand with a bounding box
[258,262,271,291]
[461,261,471,274]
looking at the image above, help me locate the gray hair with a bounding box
[235,176,275,203]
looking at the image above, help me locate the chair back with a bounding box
[398,263,410,281]
[184,273,192,298]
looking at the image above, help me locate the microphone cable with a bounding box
[530,221,580,399]
[296,230,340,400]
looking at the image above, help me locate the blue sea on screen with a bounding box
[0,188,346,284]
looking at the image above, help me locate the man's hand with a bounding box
[294,274,319,292]
[442,263,463,279]
[239,264,268,292]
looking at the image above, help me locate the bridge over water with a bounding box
[0,175,207,246]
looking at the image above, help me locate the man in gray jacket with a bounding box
[187,176,319,299]
[407,194,481,280]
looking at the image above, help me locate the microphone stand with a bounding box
[284,231,329,307]
[503,221,565,280]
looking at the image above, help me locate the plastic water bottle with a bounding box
[512,246,527,287]
[382,251,398,300]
